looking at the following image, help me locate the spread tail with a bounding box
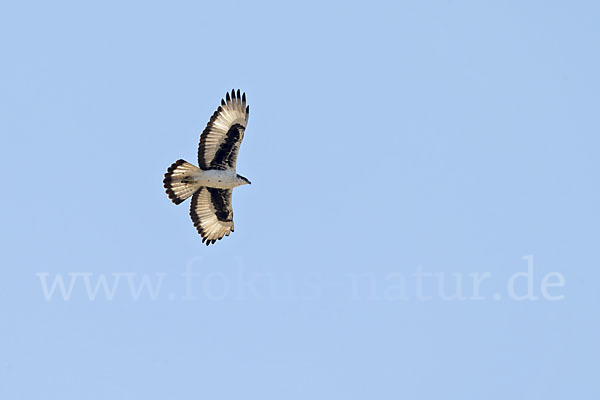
[163,159,202,205]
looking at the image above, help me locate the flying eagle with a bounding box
[163,89,251,245]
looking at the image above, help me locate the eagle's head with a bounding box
[236,174,251,186]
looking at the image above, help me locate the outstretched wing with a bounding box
[189,187,234,245]
[198,89,249,171]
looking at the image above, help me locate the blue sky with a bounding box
[1,1,599,399]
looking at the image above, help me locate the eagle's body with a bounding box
[163,89,251,245]
[185,169,249,190]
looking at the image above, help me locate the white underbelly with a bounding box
[192,169,239,189]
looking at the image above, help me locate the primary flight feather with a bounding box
[163,89,251,245]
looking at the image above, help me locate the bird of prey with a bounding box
[163,89,251,245]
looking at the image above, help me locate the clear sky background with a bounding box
[1,1,598,399]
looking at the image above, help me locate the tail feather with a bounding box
[163,159,202,205]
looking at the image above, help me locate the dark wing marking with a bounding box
[210,123,245,170]
[189,187,234,245]
[207,187,233,222]
[197,89,249,171]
